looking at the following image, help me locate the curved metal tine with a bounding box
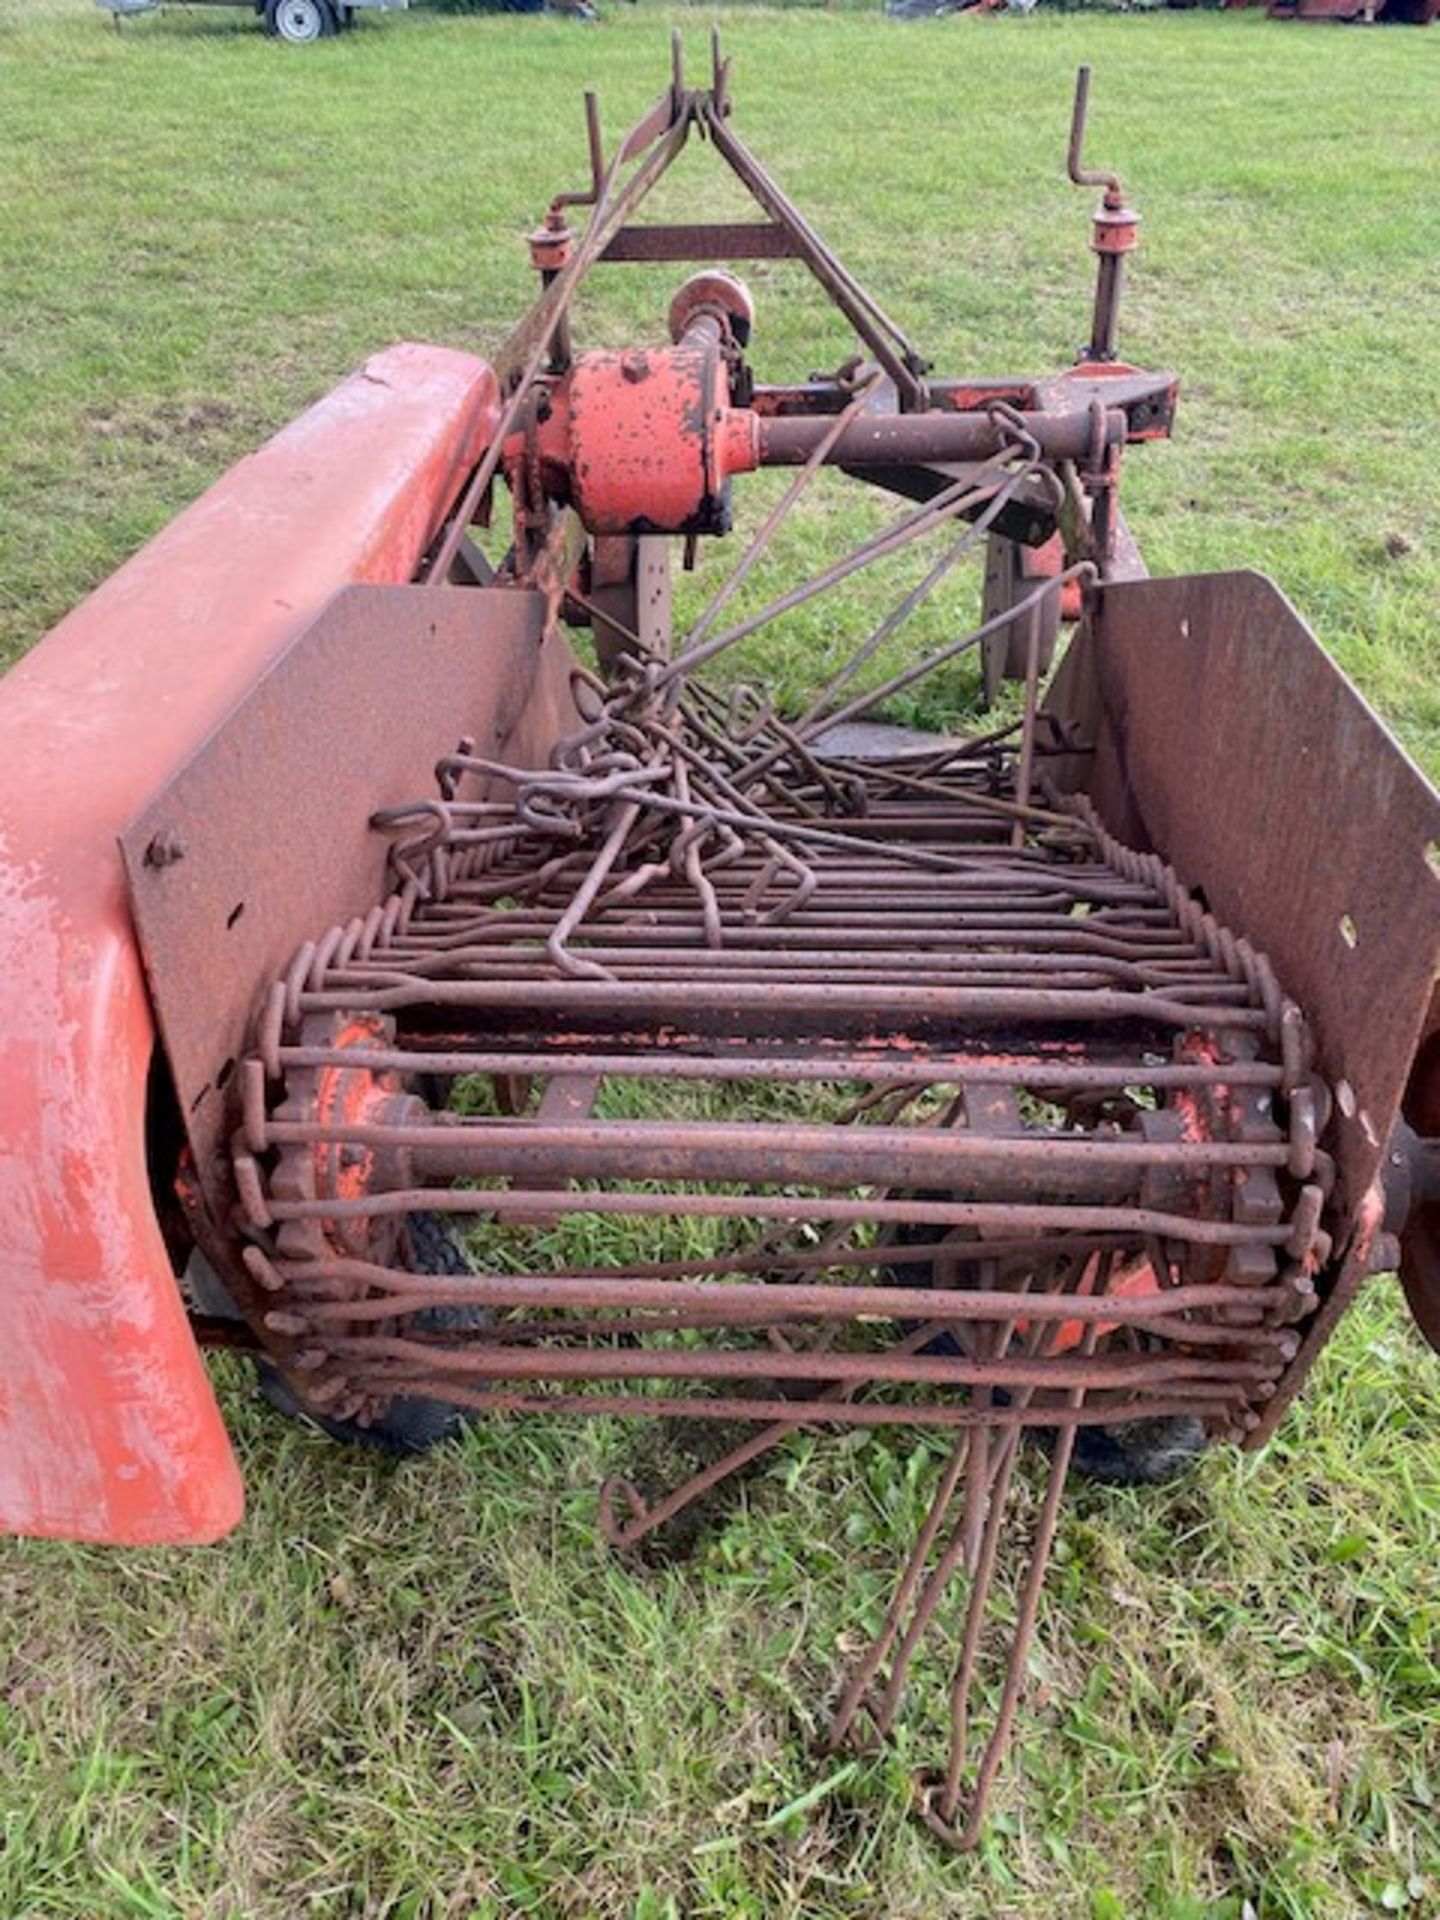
[944,1320,1102,1806]
[563,585,653,674]
[596,1318,949,1553]
[961,1259,1005,1578]
[723,518,1081,805]
[825,1271,1040,1753]
[545,798,644,979]
[827,1257,1086,1755]
[1009,573,1059,848]
[812,713,1027,779]
[923,1401,1087,1849]
[929,1266,1112,1846]
[825,1429,974,1755]
[671,756,723,946]
[654,468,989,694]
[814,754,1077,832]
[794,463,1027,737]
[850,1376,1027,1746]
[577,775,1003,879]
[793,561,1096,745]
[662,375,881,689]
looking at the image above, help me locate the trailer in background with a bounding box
[97,0,409,44]
[1225,0,1437,21]
[1268,0,1437,20]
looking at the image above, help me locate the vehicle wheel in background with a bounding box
[264,0,337,41]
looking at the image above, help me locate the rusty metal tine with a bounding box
[851,1283,1074,1747]
[654,471,992,692]
[962,1403,991,1578]
[827,1429,974,1751]
[598,1320,948,1552]
[867,1427,1011,1743]
[544,799,643,979]
[794,562,1097,744]
[795,467,1026,736]
[943,1429,1022,1797]
[941,1265,1109,1821]
[950,1413,1082,1846]
[672,376,881,676]
[864,1381,1028,1739]
[938,1323,1103,1841]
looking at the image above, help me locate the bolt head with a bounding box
[143,829,185,870]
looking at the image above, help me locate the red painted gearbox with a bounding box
[524,342,760,536]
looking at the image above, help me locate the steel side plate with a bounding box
[1053,568,1440,1216]
[122,582,555,1211]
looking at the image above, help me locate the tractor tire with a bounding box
[256,1213,485,1454]
[264,0,337,41]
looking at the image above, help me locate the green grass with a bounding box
[2,2,1439,1915]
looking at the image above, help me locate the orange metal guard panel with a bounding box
[0,343,499,1545]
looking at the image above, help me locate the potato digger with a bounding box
[2,45,1437,1847]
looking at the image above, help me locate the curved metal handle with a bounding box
[1067,66,1122,197]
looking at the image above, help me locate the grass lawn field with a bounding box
[2,2,1440,1915]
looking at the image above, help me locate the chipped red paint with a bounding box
[0,344,499,1544]
[1040,1252,1161,1354]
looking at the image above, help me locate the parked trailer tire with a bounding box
[264,0,336,40]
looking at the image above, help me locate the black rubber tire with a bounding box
[1058,1415,1209,1487]
[256,1214,484,1454]
[264,0,337,41]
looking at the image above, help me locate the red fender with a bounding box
[0,343,498,1544]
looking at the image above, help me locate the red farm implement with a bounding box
[2,47,1436,1846]
[1266,0,1438,23]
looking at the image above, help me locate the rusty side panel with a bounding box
[0,344,499,1544]
[1048,568,1440,1219]
[121,584,577,1221]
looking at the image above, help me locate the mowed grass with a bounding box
[2,3,1440,1916]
